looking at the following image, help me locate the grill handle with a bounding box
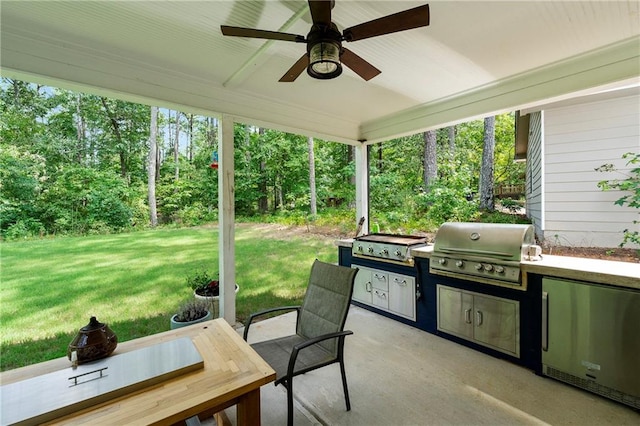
[542,291,549,351]
[438,247,514,259]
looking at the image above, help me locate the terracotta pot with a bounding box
[67,316,118,364]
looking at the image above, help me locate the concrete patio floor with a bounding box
[222,306,638,425]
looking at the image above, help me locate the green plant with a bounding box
[186,268,218,295]
[499,197,522,214]
[173,300,209,322]
[596,152,640,247]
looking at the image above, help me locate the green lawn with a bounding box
[0,224,337,371]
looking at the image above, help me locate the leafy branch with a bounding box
[595,152,640,247]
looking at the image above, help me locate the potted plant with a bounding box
[186,269,238,317]
[170,299,212,329]
[187,269,220,298]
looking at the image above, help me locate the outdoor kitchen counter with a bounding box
[408,245,640,290]
[338,241,639,290]
[520,255,639,290]
[335,238,355,248]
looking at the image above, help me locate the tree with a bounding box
[479,116,496,211]
[447,125,455,158]
[308,136,317,217]
[423,130,437,191]
[173,111,181,181]
[148,106,159,227]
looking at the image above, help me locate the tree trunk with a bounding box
[479,116,496,211]
[148,106,159,227]
[257,128,268,213]
[447,125,456,158]
[75,94,86,165]
[308,136,317,217]
[347,145,355,187]
[188,114,194,163]
[100,97,127,179]
[423,130,437,191]
[174,111,180,181]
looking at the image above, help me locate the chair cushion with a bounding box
[252,335,335,382]
[297,260,357,354]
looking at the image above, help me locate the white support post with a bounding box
[354,144,369,235]
[218,115,236,324]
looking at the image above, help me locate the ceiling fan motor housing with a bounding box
[306,24,343,79]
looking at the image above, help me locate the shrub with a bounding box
[417,182,479,224]
[4,218,45,240]
[596,152,640,248]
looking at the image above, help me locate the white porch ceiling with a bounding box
[1,1,639,144]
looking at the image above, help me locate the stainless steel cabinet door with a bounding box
[473,294,520,357]
[352,266,372,304]
[542,278,640,399]
[437,285,473,340]
[389,273,416,320]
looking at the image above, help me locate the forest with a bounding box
[0,78,525,240]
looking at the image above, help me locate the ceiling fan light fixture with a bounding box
[307,41,342,79]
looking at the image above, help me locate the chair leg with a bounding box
[286,379,294,426]
[339,359,351,411]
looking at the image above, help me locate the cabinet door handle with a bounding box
[476,310,483,326]
[542,291,548,351]
[394,278,407,286]
[464,309,472,324]
[366,282,372,293]
[374,290,386,299]
[374,274,386,281]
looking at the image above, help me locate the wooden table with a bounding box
[0,319,276,425]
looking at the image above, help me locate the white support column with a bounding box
[354,144,369,235]
[218,115,236,324]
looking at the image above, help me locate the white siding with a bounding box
[542,91,640,248]
[526,111,543,242]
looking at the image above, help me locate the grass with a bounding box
[0,224,337,371]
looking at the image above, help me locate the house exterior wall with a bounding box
[540,90,639,248]
[526,111,544,242]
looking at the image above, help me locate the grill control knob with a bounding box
[394,250,402,257]
[484,264,494,272]
[455,260,464,268]
[438,258,447,266]
[367,246,374,253]
[380,249,389,256]
[475,263,483,271]
[495,265,505,274]
[357,245,363,252]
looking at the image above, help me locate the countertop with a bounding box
[337,239,639,290]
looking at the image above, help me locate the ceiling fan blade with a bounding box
[341,48,381,81]
[343,4,430,42]
[279,54,309,82]
[308,0,333,26]
[221,25,305,43]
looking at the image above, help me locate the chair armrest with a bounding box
[293,330,353,351]
[287,330,354,378]
[243,306,301,341]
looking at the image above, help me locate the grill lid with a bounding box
[433,222,535,262]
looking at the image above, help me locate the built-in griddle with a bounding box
[352,233,429,264]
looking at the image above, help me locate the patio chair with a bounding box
[243,259,358,426]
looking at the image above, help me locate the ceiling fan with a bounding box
[221,1,430,82]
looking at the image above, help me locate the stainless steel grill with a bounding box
[429,222,541,288]
[352,233,429,265]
